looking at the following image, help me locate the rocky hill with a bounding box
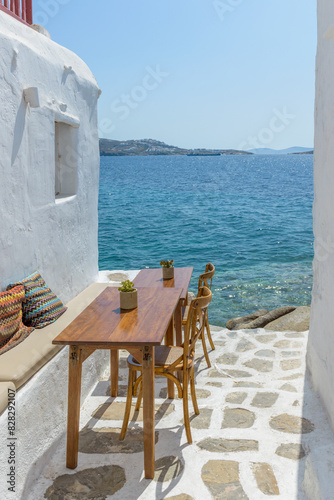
[99,138,252,156]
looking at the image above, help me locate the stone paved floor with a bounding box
[29,327,334,500]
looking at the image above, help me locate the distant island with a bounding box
[99,138,252,156]
[292,150,314,155]
[249,147,314,155]
[99,139,314,157]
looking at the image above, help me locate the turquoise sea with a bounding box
[98,154,314,327]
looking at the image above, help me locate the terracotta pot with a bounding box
[162,267,174,280]
[119,290,138,309]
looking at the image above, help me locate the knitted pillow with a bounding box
[0,285,34,355]
[7,272,67,328]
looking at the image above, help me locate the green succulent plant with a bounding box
[118,280,136,292]
[160,260,174,268]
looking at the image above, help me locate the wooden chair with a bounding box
[119,286,212,444]
[183,263,215,368]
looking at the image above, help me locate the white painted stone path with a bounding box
[28,327,334,500]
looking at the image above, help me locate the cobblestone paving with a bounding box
[31,327,334,500]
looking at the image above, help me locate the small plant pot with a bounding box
[162,267,174,280]
[119,290,138,309]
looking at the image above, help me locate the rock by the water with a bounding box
[226,309,269,330]
[264,306,310,332]
[234,306,296,330]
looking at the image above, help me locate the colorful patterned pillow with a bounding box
[7,272,67,329]
[0,285,34,355]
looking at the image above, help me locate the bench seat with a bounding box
[0,381,15,415]
[0,282,110,391]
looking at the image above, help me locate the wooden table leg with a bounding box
[165,317,175,399]
[66,346,82,469]
[174,302,184,383]
[175,301,182,345]
[142,345,155,479]
[110,349,119,397]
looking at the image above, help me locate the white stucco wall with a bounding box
[308,0,334,433]
[0,10,101,303]
[0,11,104,499]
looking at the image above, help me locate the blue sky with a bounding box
[34,0,317,150]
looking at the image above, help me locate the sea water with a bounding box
[98,154,313,327]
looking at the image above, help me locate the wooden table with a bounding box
[133,267,193,346]
[52,286,181,479]
[134,267,193,398]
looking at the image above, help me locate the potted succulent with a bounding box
[160,260,174,280]
[118,280,138,309]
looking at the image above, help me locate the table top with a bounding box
[52,287,182,347]
[133,267,193,301]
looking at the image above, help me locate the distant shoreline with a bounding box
[100,152,251,157]
[292,150,314,155]
[99,138,313,157]
[100,151,314,157]
[99,138,251,156]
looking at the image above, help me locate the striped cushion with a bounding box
[7,272,67,329]
[0,286,34,355]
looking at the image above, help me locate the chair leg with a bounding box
[205,311,215,351]
[135,380,142,411]
[201,331,211,368]
[132,371,137,395]
[182,370,192,444]
[190,366,199,415]
[133,374,142,396]
[119,369,134,441]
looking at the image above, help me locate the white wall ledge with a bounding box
[54,110,80,128]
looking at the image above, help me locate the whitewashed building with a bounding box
[0,5,109,499]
